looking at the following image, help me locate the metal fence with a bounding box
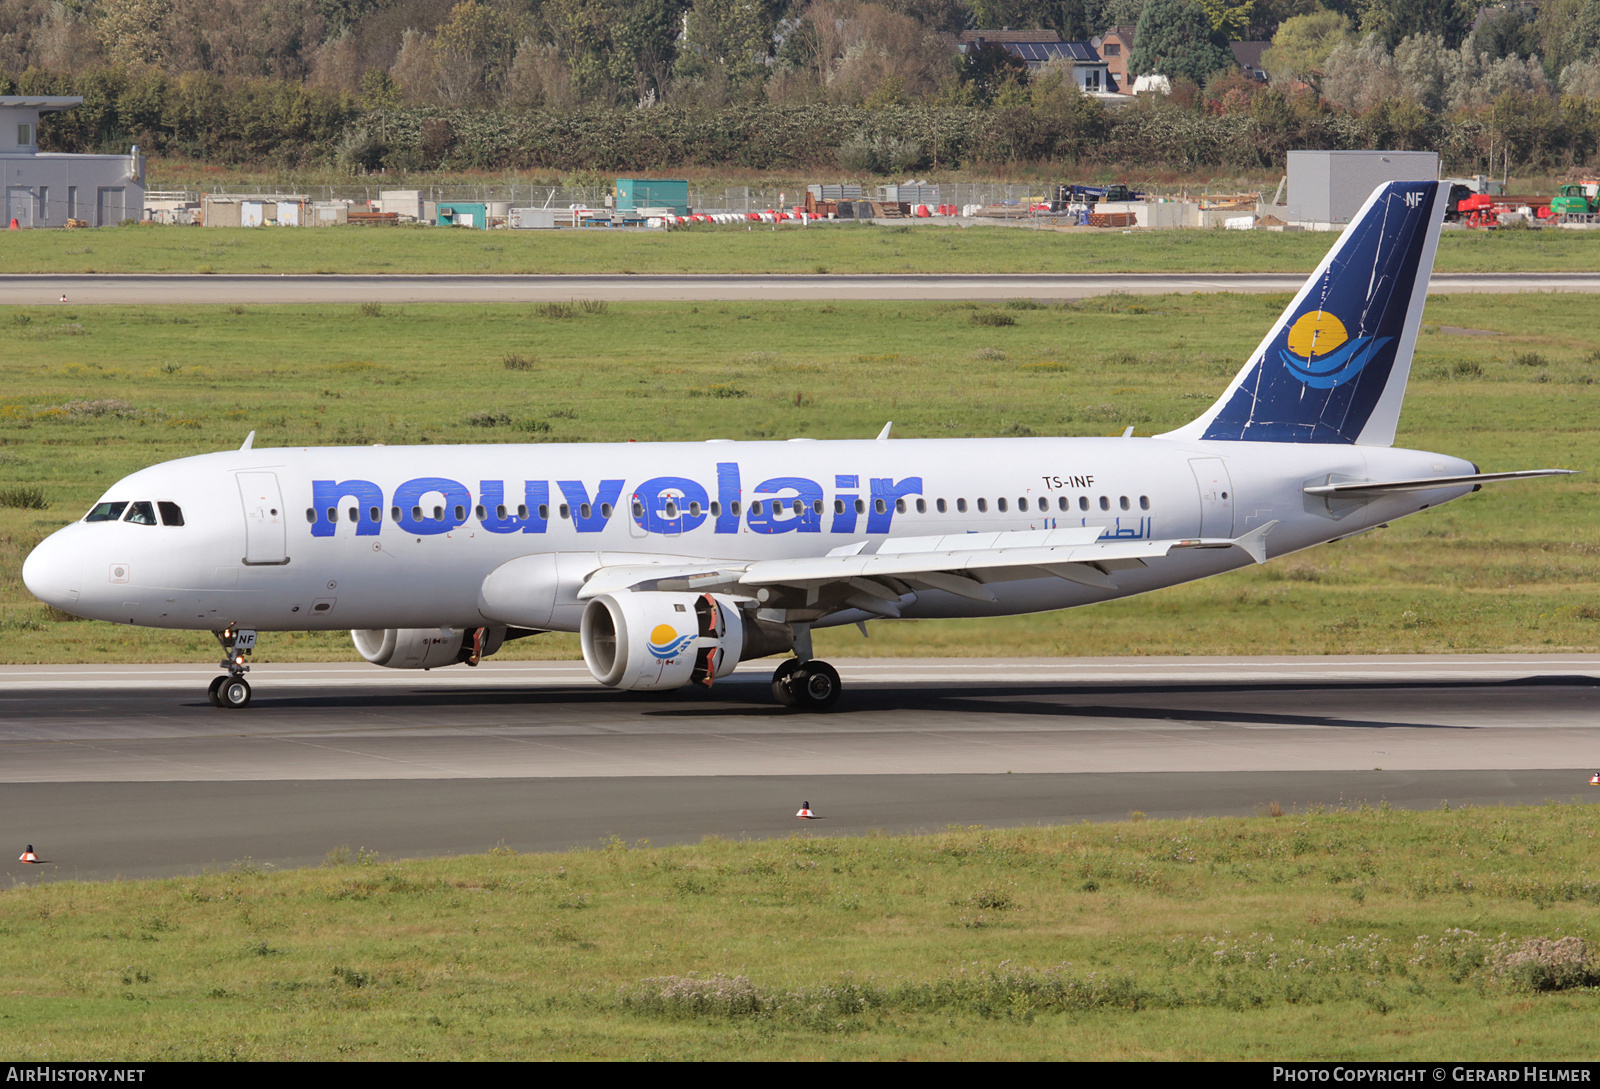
[174,180,1270,214]
[177,181,1059,211]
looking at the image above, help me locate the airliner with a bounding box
[22,181,1571,710]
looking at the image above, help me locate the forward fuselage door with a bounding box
[237,471,289,565]
[1189,457,1235,538]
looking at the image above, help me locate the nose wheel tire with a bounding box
[220,677,252,709]
[771,659,841,712]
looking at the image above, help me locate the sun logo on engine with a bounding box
[1278,309,1389,390]
[647,624,695,661]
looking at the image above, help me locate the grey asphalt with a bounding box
[2,656,1597,882]
[3,771,1591,884]
[4,272,1600,305]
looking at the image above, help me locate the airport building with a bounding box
[1281,150,1440,227]
[1,95,145,227]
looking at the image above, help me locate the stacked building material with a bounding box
[881,184,939,205]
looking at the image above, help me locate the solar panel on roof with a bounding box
[1005,41,1100,61]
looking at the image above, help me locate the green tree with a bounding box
[676,0,779,88]
[314,0,391,36]
[1320,32,1397,112]
[165,70,227,154]
[432,0,525,102]
[881,0,974,35]
[1129,0,1233,84]
[1247,84,1310,161]
[1195,0,1254,40]
[1572,0,1600,62]
[1030,59,1108,149]
[71,67,127,149]
[1356,0,1474,51]
[542,0,621,99]
[1531,0,1592,74]
[1363,95,1434,151]
[92,0,172,69]
[970,0,1091,39]
[1262,9,1351,92]
[543,0,690,104]
[1476,3,1539,61]
[358,67,401,110]
[1242,0,1356,42]
[116,67,167,144]
[955,38,1029,104]
[1491,87,1564,167]
[618,0,693,101]
[1392,32,1449,113]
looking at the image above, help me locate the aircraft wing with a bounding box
[575,522,1278,615]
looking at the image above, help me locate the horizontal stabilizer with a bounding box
[1304,470,1576,497]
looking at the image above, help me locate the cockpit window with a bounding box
[85,501,128,522]
[157,501,185,526]
[124,501,158,525]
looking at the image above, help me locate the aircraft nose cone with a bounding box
[22,533,83,613]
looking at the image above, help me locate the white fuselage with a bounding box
[22,436,1477,633]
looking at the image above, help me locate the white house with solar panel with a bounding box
[1,96,144,228]
[954,31,1129,98]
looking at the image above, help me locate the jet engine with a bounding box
[352,626,506,669]
[580,592,767,691]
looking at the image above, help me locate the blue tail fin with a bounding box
[1164,181,1444,446]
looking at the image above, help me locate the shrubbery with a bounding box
[12,65,1600,173]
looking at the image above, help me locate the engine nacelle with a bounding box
[352,626,506,669]
[580,592,747,691]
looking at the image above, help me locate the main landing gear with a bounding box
[771,658,841,711]
[208,627,257,709]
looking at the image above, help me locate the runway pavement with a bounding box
[2,655,1597,882]
[4,272,1600,305]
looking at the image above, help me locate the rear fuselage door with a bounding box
[1189,457,1235,538]
[237,471,289,565]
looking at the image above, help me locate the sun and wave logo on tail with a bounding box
[647,624,695,661]
[1278,310,1391,390]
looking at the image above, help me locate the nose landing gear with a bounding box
[208,628,256,709]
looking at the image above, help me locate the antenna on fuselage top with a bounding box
[240,431,255,451]
[876,422,892,440]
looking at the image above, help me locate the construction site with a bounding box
[23,147,1599,236]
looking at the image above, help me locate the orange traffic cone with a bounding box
[19,845,39,862]
[1590,773,1599,786]
[796,801,816,819]
[6,218,18,230]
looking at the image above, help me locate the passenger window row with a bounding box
[933,495,1150,515]
[306,502,637,524]
[85,500,185,526]
[300,494,1152,527]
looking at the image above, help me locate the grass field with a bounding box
[0,292,1595,665]
[2,219,1600,275]
[3,807,1598,1060]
